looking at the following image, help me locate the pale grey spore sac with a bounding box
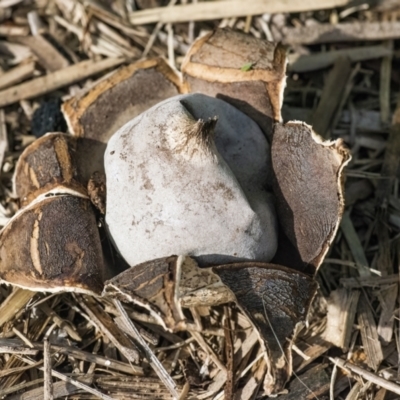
[105,93,278,267]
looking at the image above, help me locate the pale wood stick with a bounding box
[0,57,124,107]
[43,339,53,400]
[289,45,392,73]
[282,21,400,45]
[0,60,36,90]
[0,288,36,328]
[330,357,400,396]
[128,0,350,25]
[14,35,70,72]
[0,25,29,36]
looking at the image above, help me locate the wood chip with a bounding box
[377,284,398,345]
[357,292,384,371]
[324,288,360,350]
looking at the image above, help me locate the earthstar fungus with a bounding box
[0,27,350,397]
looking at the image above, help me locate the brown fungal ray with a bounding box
[271,121,350,273]
[62,58,183,180]
[62,57,183,143]
[103,256,187,332]
[212,262,317,395]
[14,132,87,207]
[181,28,287,138]
[103,255,236,332]
[0,195,105,295]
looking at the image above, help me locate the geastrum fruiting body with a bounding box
[0,28,350,396]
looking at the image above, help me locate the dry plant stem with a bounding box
[86,338,101,375]
[340,211,371,277]
[376,112,400,207]
[330,62,360,136]
[311,57,352,139]
[5,380,86,400]
[0,338,143,375]
[128,0,350,25]
[223,306,234,400]
[115,316,159,345]
[39,303,82,342]
[0,108,8,172]
[0,57,124,107]
[341,274,399,288]
[16,355,114,400]
[77,295,140,363]
[0,379,46,398]
[49,342,143,375]
[12,327,34,348]
[189,330,227,374]
[380,41,393,124]
[0,358,43,377]
[330,357,400,396]
[113,299,180,400]
[0,40,31,64]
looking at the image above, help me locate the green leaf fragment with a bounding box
[240,62,254,71]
